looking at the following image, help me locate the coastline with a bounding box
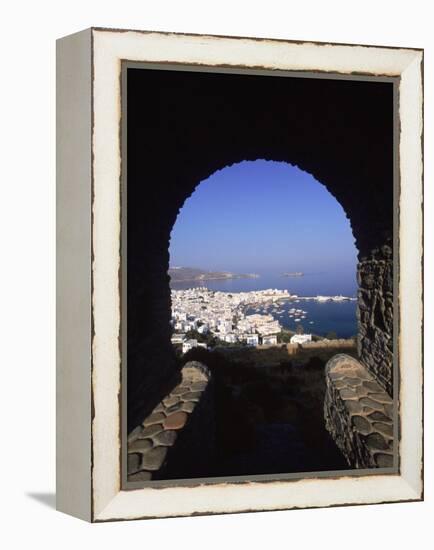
[170,273,259,284]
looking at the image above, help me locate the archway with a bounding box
[165,160,363,475]
[169,159,359,337]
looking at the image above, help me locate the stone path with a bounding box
[324,354,394,468]
[127,362,210,482]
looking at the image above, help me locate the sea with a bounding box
[171,271,358,338]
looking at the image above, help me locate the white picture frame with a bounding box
[56,27,423,522]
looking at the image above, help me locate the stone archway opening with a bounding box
[166,159,363,475]
[126,67,395,478]
[169,159,359,340]
[170,160,358,286]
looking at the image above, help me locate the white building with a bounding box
[290,333,312,344]
[256,320,281,336]
[182,339,196,354]
[218,319,233,334]
[262,334,278,345]
[171,333,186,344]
[197,324,209,334]
[182,339,207,354]
[244,334,259,346]
[171,287,293,350]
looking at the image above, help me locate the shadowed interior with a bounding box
[126,66,394,432]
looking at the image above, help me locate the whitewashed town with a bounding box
[171,287,355,354]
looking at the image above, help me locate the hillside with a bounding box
[169,267,258,283]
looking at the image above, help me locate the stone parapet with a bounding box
[301,339,355,349]
[127,361,215,481]
[324,354,394,469]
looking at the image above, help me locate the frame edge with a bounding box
[56,27,93,522]
[89,29,424,521]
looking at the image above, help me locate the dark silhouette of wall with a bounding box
[126,67,394,430]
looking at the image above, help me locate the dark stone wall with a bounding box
[157,363,216,480]
[324,354,394,469]
[126,67,395,430]
[357,246,394,395]
[127,223,179,431]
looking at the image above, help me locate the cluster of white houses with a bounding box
[171,287,312,354]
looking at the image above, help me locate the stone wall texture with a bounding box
[324,354,394,468]
[357,245,394,395]
[127,362,216,481]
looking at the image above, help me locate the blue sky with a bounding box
[169,160,357,275]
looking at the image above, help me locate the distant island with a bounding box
[282,272,304,277]
[169,267,259,283]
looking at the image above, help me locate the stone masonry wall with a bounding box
[158,362,216,479]
[324,354,394,469]
[357,244,393,395]
[127,361,216,482]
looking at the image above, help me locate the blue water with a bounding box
[246,300,357,338]
[171,271,358,338]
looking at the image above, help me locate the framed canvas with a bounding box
[56,27,423,522]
